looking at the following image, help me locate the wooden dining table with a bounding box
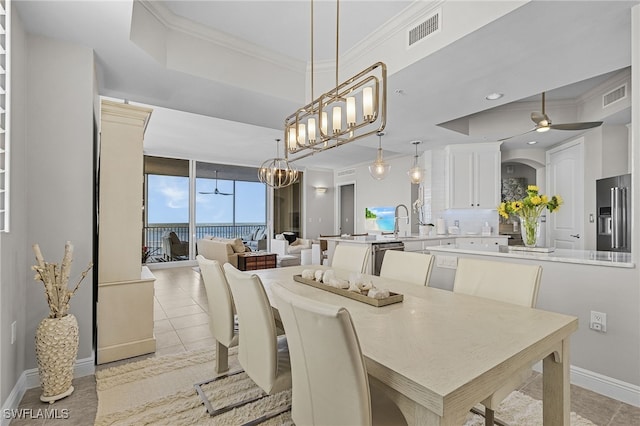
[252,265,578,426]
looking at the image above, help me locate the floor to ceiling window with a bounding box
[142,156,267,263]
[143,156,190,262]
[195,162,266,241]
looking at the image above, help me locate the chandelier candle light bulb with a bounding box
[346,96,356,126]
[363,86,373,119]
[308,117,316,143]
[333,106,342,133]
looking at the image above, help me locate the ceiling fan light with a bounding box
[536,125,550,133]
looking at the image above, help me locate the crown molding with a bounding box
[137,0,306,75]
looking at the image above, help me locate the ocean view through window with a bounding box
[143,156,267,263]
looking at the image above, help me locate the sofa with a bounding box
[196,236,249,268]
[242,226,267,251]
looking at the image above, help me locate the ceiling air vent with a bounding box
[602,84,627,108]
[337,169,355,177]
[408,9,441,47]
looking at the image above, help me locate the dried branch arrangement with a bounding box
[32,242,93,319]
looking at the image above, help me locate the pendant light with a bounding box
[408,141,424,184]
[369,131,390,180]
[258,139,299,189]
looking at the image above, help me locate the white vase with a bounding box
[35,314,79,403]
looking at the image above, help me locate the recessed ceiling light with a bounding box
[527,140,538,145]
[485,92,504,100]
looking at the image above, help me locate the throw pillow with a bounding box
[230,238,246,253]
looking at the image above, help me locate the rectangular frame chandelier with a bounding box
[284,61,386,162]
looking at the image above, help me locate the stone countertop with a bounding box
[319,234,507,244]
[425,244,635,268]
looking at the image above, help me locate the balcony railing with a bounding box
[143,223,266,262]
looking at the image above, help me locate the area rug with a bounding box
[95,348,596,426]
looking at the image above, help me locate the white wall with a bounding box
[303,168,335,239]
[0,5,28,403]
[24,36,95,369]
[335,155,414,235]
[602,124,632,177]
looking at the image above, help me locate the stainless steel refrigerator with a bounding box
[596,173,631,252]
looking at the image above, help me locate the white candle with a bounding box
[333,106,342,133]
[363,86,373,119]
[346,97,356,126]
[308,118,316,143]
[297,123,306,145]
[288,126,297,150]
[320,112,328,135]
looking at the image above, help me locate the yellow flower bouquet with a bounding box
[498,185,563,247]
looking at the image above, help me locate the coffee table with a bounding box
[237,252,277,271]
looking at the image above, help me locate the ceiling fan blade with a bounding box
[498,128,536,142]
[550,121,603,131]
[198,191,216,194]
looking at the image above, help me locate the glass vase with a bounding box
[520,216,541,247]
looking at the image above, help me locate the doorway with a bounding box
[339,183,355,235]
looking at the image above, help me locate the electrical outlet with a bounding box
[11,321,16,344]
[590,311,607,332]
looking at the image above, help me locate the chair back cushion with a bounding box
[169,231,181,244]
[331,244,371,273]
[196,255,236,347]
[223,264,280,393]
[379,251,434,286]
[453,258,542,307]
[271,284,372,426]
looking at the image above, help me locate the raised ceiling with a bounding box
[15,0,638,169]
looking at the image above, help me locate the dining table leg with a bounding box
[542,338,571,425]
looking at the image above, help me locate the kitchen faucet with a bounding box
[394,204,409,238]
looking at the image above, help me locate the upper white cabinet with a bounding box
[445,143,501,209]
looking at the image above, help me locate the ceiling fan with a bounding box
[499,92,603,141]
[198,170,233,196]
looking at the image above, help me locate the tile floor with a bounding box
[11,266,640,425]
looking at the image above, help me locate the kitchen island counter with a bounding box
[426,244,634,268]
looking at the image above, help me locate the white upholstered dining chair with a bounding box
[271,283,407,426]
[223,264,292,422]
[379,250,434,286]
[453,257,542,425]
[330,244,371,273]
[193,255,241,416]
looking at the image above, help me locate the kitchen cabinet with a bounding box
[445,143,501,209]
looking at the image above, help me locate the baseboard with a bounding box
[533,362,640,407]
[1,371,27,426]
[1,355,95,426]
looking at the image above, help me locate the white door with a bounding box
[546,139,584,249]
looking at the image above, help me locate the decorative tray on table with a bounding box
[293,275,403,307]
